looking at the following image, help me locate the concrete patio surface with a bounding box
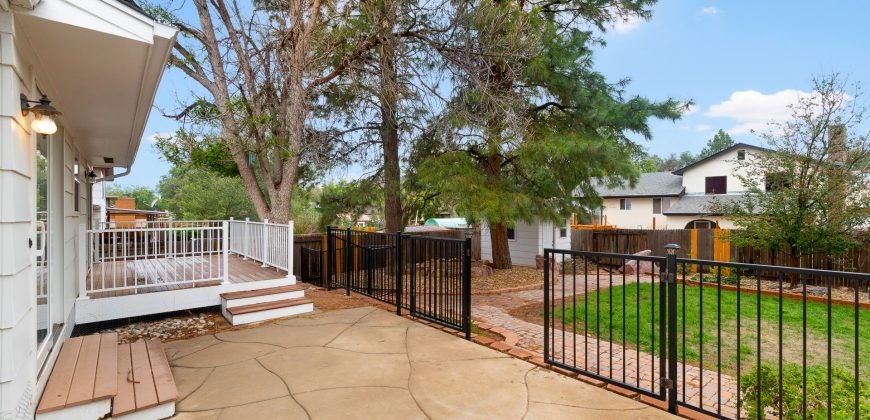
[164,306,675,419]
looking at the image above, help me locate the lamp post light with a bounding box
[21,94,61,135]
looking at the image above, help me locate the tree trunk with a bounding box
[489,222,512,269]
[379,2,402,233]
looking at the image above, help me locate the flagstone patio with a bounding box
[164,306,674,419]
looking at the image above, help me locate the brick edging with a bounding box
[471,283,542,296]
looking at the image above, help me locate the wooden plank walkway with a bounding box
[87,254,287,299]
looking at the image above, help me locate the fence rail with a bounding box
[544,245,870,419]
[228,218,293,272]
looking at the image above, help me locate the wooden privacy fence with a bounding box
[571,228,870,274]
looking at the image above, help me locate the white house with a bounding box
[591,143,767,230]
[480,218,572,267]
[0,1,176,417]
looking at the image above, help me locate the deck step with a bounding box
[220,284,305,307]
[36,333,118,420]
[222,297,314,325]
[112,339,177,419]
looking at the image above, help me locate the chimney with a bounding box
[828,124,847,163]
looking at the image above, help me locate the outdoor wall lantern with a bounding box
[86,170,98,184]
[21,94,61,135]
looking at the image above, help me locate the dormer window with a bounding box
[737,150,746,160]
[705,176,727,195]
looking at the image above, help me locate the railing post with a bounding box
[409,237,416,316]
[326,226,333,291]
[243,217,250,260]
[261,219,270,267]
[345,228,352,297]
[543,248,549,360]
[228,217,234,255]
[463,237,472,340]
[222,221,230,284]
[169,217,175,258]
[78,224,88,299]
[287,220,294,280]
[395,231,403,315]
[664,243,680,414]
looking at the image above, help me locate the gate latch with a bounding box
[660,378,674,389]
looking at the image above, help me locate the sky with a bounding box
[116,1,870,189]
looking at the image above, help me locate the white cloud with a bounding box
[611,14,643,34]
[694,124,711,132]
[706,89,814,134]
[699,6,721,16]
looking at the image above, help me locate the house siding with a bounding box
[0,11,38,419]
[480,217,572,267]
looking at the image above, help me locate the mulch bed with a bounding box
[472,264,543,292]
[102,283,375,344]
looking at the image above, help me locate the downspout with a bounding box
[93,166,131,183]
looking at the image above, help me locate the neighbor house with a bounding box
[105,195,167,228]
[590,143,767,229]
[480,217,572,267]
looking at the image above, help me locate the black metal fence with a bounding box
[326,227,472,338]
[544,246,870,419]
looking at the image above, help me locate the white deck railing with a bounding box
[80,219,293,297]
[228,218,294,271]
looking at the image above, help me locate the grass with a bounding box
[553,283,870,382]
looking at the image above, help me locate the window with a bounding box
[737,149,746,160]
[507,227,516,240]
[685,219,715,229]
[558,221,567,238]
[652,197,671,214]
[619,198,632,210]
[705,176,727,195]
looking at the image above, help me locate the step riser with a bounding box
[36,399,111,420]
[223,303,314,326]
[222,290,305,308]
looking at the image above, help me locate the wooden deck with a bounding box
[86,254,288,299]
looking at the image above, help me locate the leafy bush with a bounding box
[740,362,869,419]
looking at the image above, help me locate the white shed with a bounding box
[479,217,572,267]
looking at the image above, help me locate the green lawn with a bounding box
[554,283,870,381]
[554,283,870,417]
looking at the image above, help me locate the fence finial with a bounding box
[665,243,681,255]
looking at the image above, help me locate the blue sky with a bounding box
[117,1,870,188]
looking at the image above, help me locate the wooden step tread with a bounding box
[113,339,178,417]
[36,333,118,414]
[226,297,314,315]
[220,284,304,300]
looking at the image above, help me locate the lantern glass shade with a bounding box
[32,114,57,135]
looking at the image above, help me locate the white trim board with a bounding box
[74,276,297,324]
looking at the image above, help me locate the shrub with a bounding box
[740,362,869,419]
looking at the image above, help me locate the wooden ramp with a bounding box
[36,334,178,419]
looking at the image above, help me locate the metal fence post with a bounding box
[345,228,352,297]
[543,248,550,360]
[326,227,333,291]
[228,217,234,255]
[396,231,403,315]
[664,243,680,414]
[463,237,472,340]
[410,237,416,316]
[261,219,270,267]
[169,217,175,258]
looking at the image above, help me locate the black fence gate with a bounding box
[544,246,870,419]
[326,227,472,338]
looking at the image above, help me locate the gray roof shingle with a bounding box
[591,172,684,198]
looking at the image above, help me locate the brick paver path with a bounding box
[472,272,740,418]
